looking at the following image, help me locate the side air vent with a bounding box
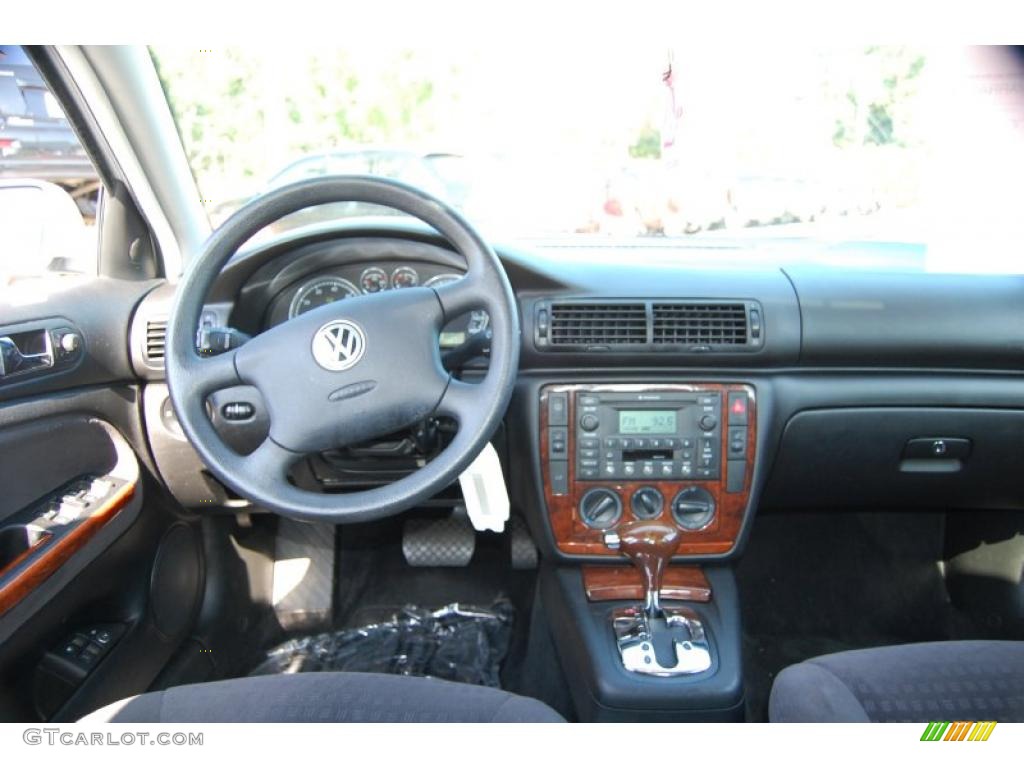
[144,318,167,365]
[548,302,647,346]
[653,303,748,346]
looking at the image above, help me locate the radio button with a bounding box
[658,461,674,477]
[580,466,600,480]
[580,395,600,407]
[623,463,636,477]
[579,437,599,450]
[579,448,599,460]
[605,438,620,449]
[550,461,569,495]
[727,392,749,426]
[550,427,568,458]
[728,427,747,459]
[621,438,635,450]
[548,393,568,426]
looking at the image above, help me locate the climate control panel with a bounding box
[541,383,757,558]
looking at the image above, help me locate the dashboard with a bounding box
[125,224,1024,565]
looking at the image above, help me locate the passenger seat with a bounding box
[769,640,1024,722]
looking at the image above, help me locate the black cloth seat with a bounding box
[769,640,1024,722]
[82,671,564,723]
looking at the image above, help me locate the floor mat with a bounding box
[737,512,985,722]
[250,600,514,687]
[332,518,537,691]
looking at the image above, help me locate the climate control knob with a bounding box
[578,487,622,529]
[630,487,664,520]
[671,487,716,530]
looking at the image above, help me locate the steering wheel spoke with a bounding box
[432,272,487,319]
[245,436,301,482]
[185,350,242,399]
[435,377,479,422]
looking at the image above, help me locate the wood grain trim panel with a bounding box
[583,564,712,602]
[0,532,53,583]
[541,383,756,557]
[0,481,136,618]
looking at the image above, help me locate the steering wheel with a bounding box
[165,177,520,523]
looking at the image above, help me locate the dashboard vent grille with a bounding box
[652,303,748,346]
[549,303,647,345]
[145,318,167,363]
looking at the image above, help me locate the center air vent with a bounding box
[535,299,763,352]
[144,318,167,364]
[548,302,647,346]
[653,303,748,346]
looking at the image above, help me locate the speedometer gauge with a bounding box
[288,277,360,319]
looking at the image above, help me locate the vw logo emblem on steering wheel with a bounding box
[312,320,366,371]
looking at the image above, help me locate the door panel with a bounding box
[0,388,203,722]
[0,280,203,721]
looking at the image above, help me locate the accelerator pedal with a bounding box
[402,507,476,567]
[510,515,538,570]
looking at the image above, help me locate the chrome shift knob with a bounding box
[617,520,680,617]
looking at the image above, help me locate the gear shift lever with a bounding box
[610,520,712,676]
[617,520,680,617]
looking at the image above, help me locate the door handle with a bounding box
[0,331,55,380]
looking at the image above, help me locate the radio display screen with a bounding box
[618,410,677,435]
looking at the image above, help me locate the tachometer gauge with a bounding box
[390,266,419,289]
[288,277,360,319]
[359,266,389,293]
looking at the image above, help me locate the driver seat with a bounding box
[81,671,564,723]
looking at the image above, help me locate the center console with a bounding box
[534,382,758,721]
[541,383,756,557]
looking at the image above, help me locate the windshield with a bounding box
[153,44,1024,271]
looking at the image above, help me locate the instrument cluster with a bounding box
[267,262,488,349]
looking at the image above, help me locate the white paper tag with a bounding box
[458,442,510,533]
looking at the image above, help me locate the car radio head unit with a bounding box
[575,391,722,481]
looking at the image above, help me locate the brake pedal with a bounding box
[402,508,476,567]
